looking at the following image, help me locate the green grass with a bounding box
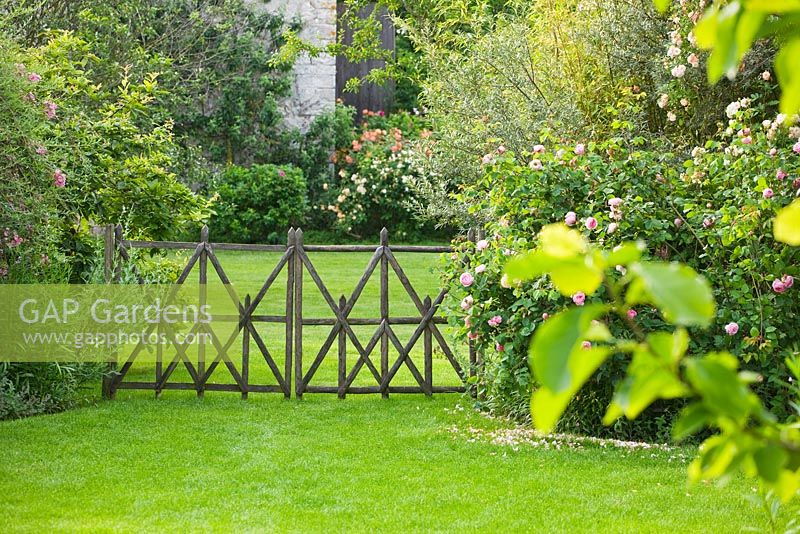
[0,250,784,532]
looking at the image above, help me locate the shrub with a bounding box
[324,110,436,239]
[0,39,65,283]
[209,164,306,243]
[442,97,800,440]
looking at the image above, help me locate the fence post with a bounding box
[294,228,304,399]
[242,294,250,400]
[197,225,209,398]
[338,295,347,399]
[423,295,433,396]
[379,227,389,398]
[101,224,117,400]
[285,228,295,399]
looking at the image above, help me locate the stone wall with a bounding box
[248,0,338,131]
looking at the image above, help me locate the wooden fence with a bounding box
[103,225,477,399]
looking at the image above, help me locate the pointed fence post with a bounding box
[294,228,304,399]
[338,295,347,399]
[285,228,295,399]
[423,296,433,396]
[242,294,251,401]
[197,225,209,398]
[379,227,389,398]
[101,224,118,400]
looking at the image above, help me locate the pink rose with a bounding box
[574,143,586,156]
[608,197,622,207]
[495,343,505,352]
[43,101,57,120]
[460,296,473,310]
[585,217,598,230]
[564,211,577,226]
[581,341,592,349]
[35,146,47,155]
[572,292,586,306]
[487,315,502,327]
[724,322,739,335]
[53,169,66,188]
[278,169,286,178]
[773,279,787,294]
[782,274,794,289]
[777,169,788,180]
[475,264,486,274]
[497,145,507,154]
[607,222,619,234]
[532,144,545,154]
[627,309,638,319]
[460,272,474,287]
[763,188,774,199]
[794,141,800,154]
[467,331,479,340]
[674,218,684,227]
[476,239,489,251]
[464,317,472,328]
[703,218,714,228]
[769,148,778,157]
[28,73,41,83]
[742,136,752,145]
[529,159,543,171]
[541,313,549,321]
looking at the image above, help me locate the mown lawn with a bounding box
[0,248,781,532]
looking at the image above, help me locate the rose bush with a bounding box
[321,110,437,239]
[442,96,800,440]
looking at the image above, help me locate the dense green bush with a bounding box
[442,96,800,440]
[0,37,108,419]
[209,164,306,244]
[0,362,105,420]
[6,0,298,171]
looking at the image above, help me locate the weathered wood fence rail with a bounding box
[103,225,479,399]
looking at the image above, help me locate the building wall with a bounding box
[248,0,338,131]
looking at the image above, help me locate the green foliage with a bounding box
[23,31,211,242]
[0,39,65,282]
[209,164,306,244]
[442,100,800,435]
[507,223,800,502]
[8,0,298,170]
[776,199,800,245]
[691,0,800,116]
[0,361,105,420]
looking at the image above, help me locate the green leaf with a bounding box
[505,251,603,295]
[532,346,611,432]
[538,224,588,258]
[743,0,800,12]
[672,403,712,441]
[684,352,762,422]
[653,0,670,13]
[775,38,800,117]
[603,336,689,424]
[735,10,766,61]
[628,262,716,327]
[604,241,645,267]
[529,304,609,392]
[505,225,604,296]
[774,200,800,245]
[754,444,789,483]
